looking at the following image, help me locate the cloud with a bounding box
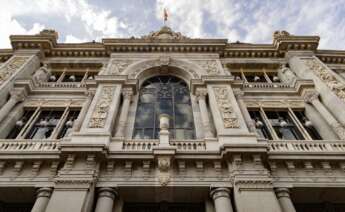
[0,0,344,50]
[64,35,88,43]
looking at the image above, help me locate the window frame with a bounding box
[132,75,196,140]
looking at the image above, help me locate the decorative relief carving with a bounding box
[245,100,304,108]
[141,26,189,40]
[128,58,199,79]
[305,58,345,102]
[88,86,115,128]
[197,60,221,75]
[0,56,28,84]
[108,59,134,74]
[213,86,239,128]
[157,157,171,186]
[24,99,84,107]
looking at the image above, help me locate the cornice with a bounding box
[3,29,345,62]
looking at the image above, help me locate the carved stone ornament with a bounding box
[157,157,171,186]
[0,56,28,84]
[305,58,345,103]
[197,60,221,75]
[108,59,134,74]
[273,30,291,38]
[213,86,240,128]
[141,26,189,40]
[88,86,116,128]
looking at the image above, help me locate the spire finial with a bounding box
[163,8,168,26]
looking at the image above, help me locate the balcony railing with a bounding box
[38,82,86,88]
[120,139,207,151]
[269,140,345,153]
[243,82,291,89]
[0,139,60,152]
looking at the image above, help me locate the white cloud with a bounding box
[0,0,127,48]
[64,35,88,43]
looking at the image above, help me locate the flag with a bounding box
[164,8,168,22]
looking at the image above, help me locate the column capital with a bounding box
[97,187,118,200]
[85,89,95,98]
[210,187,231,200]
[122,87,134,100]
[195,87,208,100]
[303,90,319,103]
[36,187,53,198]
[233,90,245,98]
[275,187,291,198]
[10,89,27,102]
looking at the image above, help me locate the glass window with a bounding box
[133,76,195,139]
[6,110,35,139]
[265,110,304,140]
[249,110,272,140]
[62,73,84,82]
[294,110,322,140]
[57,110,80,139]
[26,110,64,139]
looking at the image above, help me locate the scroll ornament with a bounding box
[213,86,240,128]
[198,60,221,75]
[88,87,115,128]
[0,57,28,85]
[305,58,345,102]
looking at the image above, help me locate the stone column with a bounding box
[31,187,53,212]
[277,64,296,84]
[196,88,213,138]
[0,89,26,123]
[73,90,94,132]
[275,188,296,212]
[235,91,256,133]
[304,91,345,139]
[94,187,117,212]
[210,188,234,212]
[115,88,133,137]
[304,104,339,140]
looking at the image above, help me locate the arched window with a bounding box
[133,76,195,139]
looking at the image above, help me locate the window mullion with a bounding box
[20,107,41,139]
[50,107,69,139]
[260,107,279,140]
[263,69,272,83]
[288,108,312,140]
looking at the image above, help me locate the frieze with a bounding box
[88,86,115,128]
[305,58,345,103]
[0,56,28,84]
[24,99,84,107]
[197,60,221,75]
[213,86,240,128]
[245,100,304,108]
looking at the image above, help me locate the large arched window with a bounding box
[133,76,195,139]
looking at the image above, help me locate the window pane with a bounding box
[133,76,195,139]
[175,104,193,128]
[135,104,154,128]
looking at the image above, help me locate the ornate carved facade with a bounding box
[0,27,344,212]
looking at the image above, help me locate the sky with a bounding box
[0,0,344,50]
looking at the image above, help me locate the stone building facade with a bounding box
[0,27,345,212]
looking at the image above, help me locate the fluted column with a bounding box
[210,188,234,212]
[115,88,133,137]
[275,188,296,212]
[0,89,26,123]
[235,91,255,132]
[73,90,94,132]
[196,88,213,138]
[94,187,117,212]
[304,91,345,139]
[31,187,53,212]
